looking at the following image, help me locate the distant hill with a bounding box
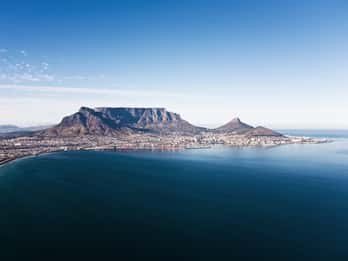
[0,124,51,134]
[244,126,283,137]
[0,125,21,133]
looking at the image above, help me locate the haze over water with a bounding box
[1,131,348,259]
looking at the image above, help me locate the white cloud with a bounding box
[62,74,106,81]
[0,49,104,84]
[63,75,87,80]
[0,73,55,83]
[0,51,54,83]
[0,84,187,98]
[18,73,39,82]
[0,49,107,85]
[19,50,27,56]
[41,62,49,71]
[39,74,55,81]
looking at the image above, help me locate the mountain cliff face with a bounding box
[37,106,283,138]
[39,107,205,137]
[213,117,253,134]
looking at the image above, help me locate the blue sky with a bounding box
[0,0,347,128]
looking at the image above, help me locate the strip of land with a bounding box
[0,107,329,166]
[0,133,328,166]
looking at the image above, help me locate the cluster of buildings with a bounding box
[0,133,327,165]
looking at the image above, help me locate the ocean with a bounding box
[1,130,348,259]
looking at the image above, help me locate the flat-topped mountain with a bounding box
[4,107,322,166]
[37,106,283,138]
[39,107,206,137]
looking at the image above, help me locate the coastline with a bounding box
[0,158,16,166]
[0,154,40,167]
[0,154,35,167]
[0,136,331,168]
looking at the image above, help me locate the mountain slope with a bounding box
[95,107,205,134]
[214,117,253,133]
[244,126,283,137]
[37,107,284,138]
[38,107,205,137]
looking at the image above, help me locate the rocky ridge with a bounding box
[1,107,329,166]
[38,106,282,137]
[38,107,206,137]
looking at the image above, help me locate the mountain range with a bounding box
[37,107,282,137]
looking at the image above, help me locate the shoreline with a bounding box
[0,153,41,167]
[0,137,332,168]
[0,154,33,167]
[0,158,16,166]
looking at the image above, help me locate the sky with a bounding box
[0,0,347,128]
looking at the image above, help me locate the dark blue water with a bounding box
[1,131,348,259]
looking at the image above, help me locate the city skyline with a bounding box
[1,0,347,128]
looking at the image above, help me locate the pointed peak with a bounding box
[214,117,253,132]
[230,117,241,123]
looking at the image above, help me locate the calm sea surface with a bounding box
[1,131,348,259]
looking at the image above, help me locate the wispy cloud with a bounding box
[0,73,55,82]
[41,62,49,71]
[62,75,88,81]
[19,50,27,56]
[62,74,106,81]
[0,49,54,83]
[0,49,107,84]
[0,84,189,98]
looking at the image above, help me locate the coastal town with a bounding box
[0,107,330,166]
[0,131,328,166]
